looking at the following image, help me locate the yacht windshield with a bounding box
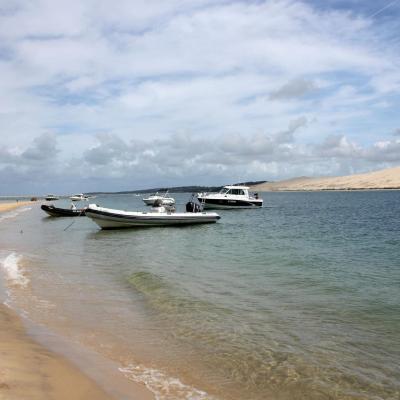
[219,188,247,195]
[230,188,246,195]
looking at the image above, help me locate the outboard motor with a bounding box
[164,204,176,213]
[151,198,166,213]
[153,198,163,207]
[186,201,201,213]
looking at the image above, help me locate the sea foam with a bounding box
[119,364,216,400]
[1,252,29,287]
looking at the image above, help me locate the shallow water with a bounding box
[1,192,399,399]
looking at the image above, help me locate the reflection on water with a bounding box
[1,192,400,400]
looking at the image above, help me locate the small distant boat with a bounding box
[85,203,220,229]
[143,191,175,206]
[45,194,59,201]
[69,194,89,201]
[41,204,86,217]
[197,185,263,209]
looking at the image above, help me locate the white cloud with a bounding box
[365,139,400,162]
[315,134,362,158]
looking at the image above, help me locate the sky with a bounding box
[0,0,400,194]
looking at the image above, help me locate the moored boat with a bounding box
[197,185,262,209]
[85,203,220,229]
[41,204,86,217]
[45,194,59,201]
[69,193,89,201]
[143,191,175,206]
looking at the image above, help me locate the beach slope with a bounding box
[0,304,115,400]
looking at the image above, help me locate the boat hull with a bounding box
[85,205,220,229]
[41,205,86,217]
[197,197,263,209]
[45,196,59,201]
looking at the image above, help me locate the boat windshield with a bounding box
[219,187,247,195]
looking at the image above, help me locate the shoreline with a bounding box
[0,203,154,400]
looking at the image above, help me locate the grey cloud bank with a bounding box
[2,127,400,195]
[269,79,317,100]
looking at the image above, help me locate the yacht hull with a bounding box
[197,197,263,209]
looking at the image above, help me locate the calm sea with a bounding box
[1,191,399,400]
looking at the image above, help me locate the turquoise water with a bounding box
[1,191,399,399]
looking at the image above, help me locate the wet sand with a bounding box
[0,303,114,400]
[0,201,112,399]
[0,201,34,213]
[0,202,154,400]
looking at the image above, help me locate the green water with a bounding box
[0,191,399,399]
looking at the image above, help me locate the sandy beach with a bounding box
[0,304,116,400]
[0,201,112,400]
[0,202,154,400]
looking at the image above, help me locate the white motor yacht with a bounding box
[142,191,175,206]
[197,185,263,209]
[45,194,59,201]
[70,193,88,201]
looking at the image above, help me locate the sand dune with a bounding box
[251,166,400,191]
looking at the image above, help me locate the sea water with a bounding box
[0,191,399,400]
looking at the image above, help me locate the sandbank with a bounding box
[0,201,34,213]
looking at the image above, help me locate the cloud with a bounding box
[365,139,400,163]
[0,133,60,194]
[277,116,308,143]
[78,120,397,184]
[270,79,317,100]
[0,133,58,165]
[1,126,400,194]
[21,133,58,161]
[315,134,362,158]
[84,134,130,166]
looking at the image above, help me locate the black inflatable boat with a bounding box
[41,204,86,217]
